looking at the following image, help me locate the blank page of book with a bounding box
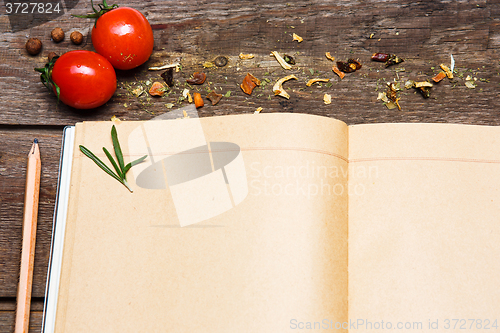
[348,123,500,332]
[54,113,349,332]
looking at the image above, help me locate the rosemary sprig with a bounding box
[79,125,147,192]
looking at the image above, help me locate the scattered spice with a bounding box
[26,38,42,55]
[70,31,83,45]
[432,71,446,83]
[240,73,261,95]
[254,107,263,114]
[323,94,332,105]
[186,72,206,85]
[372,53,404,67]
[292,33,303,42]
[283,54,295,65]
[414,81,433,98]
[182,89,193,103]
[239,53,254,60]
[386,82,401,110]
[110,115,121,125]
[203,61,215,68]
[47,52,58,62]
[207,91,222,105]
[465,75,477,89]
[371,53,390,62]
[332,66,345,79]
[273,75,298,99]
[306,78,329,86]
[132,87,144,97]
[214,56,228,67]
[325,52,335,62]
[161,67,174,87]
[271,51,292,70]
[336,59,362,73]
[51,27,64,42]
[440,64,453,79]
[193,92,204,108]
[149,63,180,71]
[149,82,166,96]
[385,54,404,67]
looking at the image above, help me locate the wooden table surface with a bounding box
[1,0,499,331]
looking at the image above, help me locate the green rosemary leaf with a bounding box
[79,145,122,183]
[111,125,125,173]
[103,147,122,178]
[122,155,147,176]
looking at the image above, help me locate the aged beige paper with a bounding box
[55,113,348,332]
[349,123,500,332]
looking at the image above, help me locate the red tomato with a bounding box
[91,7,154,70]
[51,50,116,109]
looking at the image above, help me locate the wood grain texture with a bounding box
[0,129,62,299]
[0,0,499,126]
[1,0,500,331]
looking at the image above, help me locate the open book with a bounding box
[44,112,500,332]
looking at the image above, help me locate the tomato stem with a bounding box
[34,57,60,103]
[72,0,119,27]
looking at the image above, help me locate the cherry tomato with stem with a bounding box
[35,50,116,109]
[75,0,154,70]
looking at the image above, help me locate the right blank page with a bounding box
[348,123,500,332]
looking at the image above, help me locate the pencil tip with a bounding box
[34,138,38,144]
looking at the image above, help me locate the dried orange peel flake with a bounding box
[240,73,261,95]
[273,75,298,99]
[149,82,166,96]
[306,78,329,87]
[239,53,255,59]
[440,64,453,79]
[271,51,292,70]
[432,71,446,83]
[332,66,345,79]
[193,92,204,108]
[293,33,303,42]
[325,52,335,61]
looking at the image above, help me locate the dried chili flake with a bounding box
[161,67,174,87]
[371,53,390,62]
[186,72,206,85]
[240,73,261,95]
[336,59,362,73]
[207,91,222,105]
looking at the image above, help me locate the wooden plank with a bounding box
[0,128,62,298]
[0,0,499,126]
[0,309,43,333]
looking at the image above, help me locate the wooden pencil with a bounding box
[15,139,41,333]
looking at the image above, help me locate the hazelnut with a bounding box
[48,52,58,62]
[70,31,83,45]
[51,27,64,42]
[26,38,42,55]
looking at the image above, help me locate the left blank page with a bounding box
[54,113,349,332]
